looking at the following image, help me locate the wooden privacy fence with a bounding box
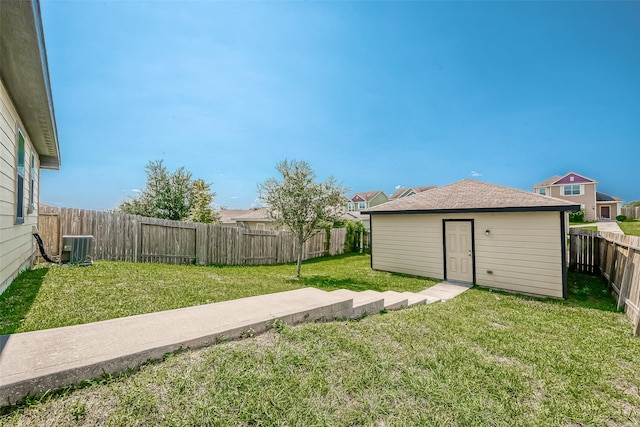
[37,206,347,266]
[621,206,640,220]
[569,228,640,335]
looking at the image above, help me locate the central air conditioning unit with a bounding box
[60,235,94,266]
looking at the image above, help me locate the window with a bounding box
[358,202,366,210]
[539,188,546,196]
[16,130,25,224]
[563,185,581,196]
[28,152,35,213]
[348,202,354,211]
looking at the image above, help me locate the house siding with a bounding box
[368,192,389,209]
[0,79,40,294]
[371,211,564,298]
[549,183,597,221]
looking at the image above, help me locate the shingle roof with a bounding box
[232,207,271,221]
[534,175,561,188]
[364,179,579,213]
[349,191,385,202]
[389,186,436,200]
[596,192,623,202]
[218,209,252,224]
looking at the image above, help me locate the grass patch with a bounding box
[619,218,640,236]
[1,271,637,426]
[0,254,437,334]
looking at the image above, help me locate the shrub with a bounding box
[616,215,627,222]
[569,209,585,223]
[343,220,366,253]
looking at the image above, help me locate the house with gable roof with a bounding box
[345,190,389,230]
[533,172,623,221]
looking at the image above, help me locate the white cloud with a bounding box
[395,184,402,190]
[230,196,238,199]
[132,188,142,193]
[470,171,482,177]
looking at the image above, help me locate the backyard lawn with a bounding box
[1,256,639,426]
[619,218,640,236]
[0,254,436,334]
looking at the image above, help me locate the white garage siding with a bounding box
[0,80,40,294]
[371,211,565,298]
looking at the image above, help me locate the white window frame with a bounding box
[563,184,582,196]
[358,202,366,210]
[539,188,546,196]
[347,202,354,211]
[15,128,25,224]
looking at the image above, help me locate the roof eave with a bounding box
[0,0,60,169]
[363,205,581,215]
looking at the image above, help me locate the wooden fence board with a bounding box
[569,228,640,335]
[38,207,347,267]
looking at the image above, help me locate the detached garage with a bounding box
[363,180,580,298]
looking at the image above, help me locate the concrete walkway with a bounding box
[0,282,471,405]
[596,220,624,234]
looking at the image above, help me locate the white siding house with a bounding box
[0,1,61,293]
[364,180,579,298]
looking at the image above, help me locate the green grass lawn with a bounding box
[0,254,437,334]
[1,268,638,426]
[619,219,640,236]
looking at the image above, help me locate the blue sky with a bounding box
[39,1,639,210]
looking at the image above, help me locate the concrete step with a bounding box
[401,291,437,306]
[380,291,410,310]
[330,289,385,318]
[0,288,353,406]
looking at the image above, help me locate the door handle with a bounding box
[468,250,472,256]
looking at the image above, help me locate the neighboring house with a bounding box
[346,191,389,230]
[364,179,579,299]
[389,185,436,200]
[218,209,252,227]
[0,1,61,294]
[533,172,623,221]
[347,190,389,212]
[227,208,280,231]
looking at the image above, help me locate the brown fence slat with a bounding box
[570,229,640,336]
[38,207,347,267]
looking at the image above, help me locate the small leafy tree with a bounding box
[186,179,220,223]
[118,160,219,223]
[624,200,640,208]
[258,159,348,278]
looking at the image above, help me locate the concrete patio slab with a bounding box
[0,288,352,405]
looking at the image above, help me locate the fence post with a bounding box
[607,243,618,292]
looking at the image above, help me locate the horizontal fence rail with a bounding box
[37,206,357,267]
[569,228,640,335]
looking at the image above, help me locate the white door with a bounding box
[445,221,474,283]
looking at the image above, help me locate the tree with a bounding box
[118,160,219,223]
[186,179,220,223]
[625,200,640,208]
[258,159,348,278]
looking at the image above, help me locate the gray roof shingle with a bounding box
[364,179,579,213]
